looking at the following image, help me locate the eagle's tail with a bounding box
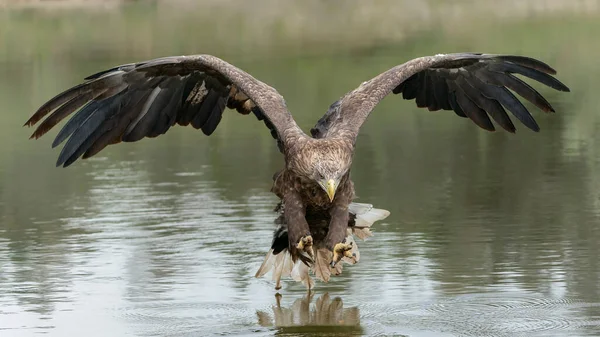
[255,247,294,290]
[255,202,390,290]
[348,202,390,240]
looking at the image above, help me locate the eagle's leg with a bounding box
[284,191,314,263]
[325,200,356,267]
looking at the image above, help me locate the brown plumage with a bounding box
[24,53,569,289]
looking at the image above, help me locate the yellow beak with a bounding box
[326,179,337,202]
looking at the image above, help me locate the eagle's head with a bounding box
[312,159,347,202]
[290,140,353,202]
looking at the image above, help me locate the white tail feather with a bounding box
[291,260,315,289]
[355,208,390,227]
[255,249,277,278]
[312,248,333,282]
[352,227,373,240]
[271,252,285,283]
[256,249,299,290]
[350,202,390,240]
[272,252,294,289]
[348,202,374,215]
[283,253,294,276]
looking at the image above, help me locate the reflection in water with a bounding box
[257,292,364,335]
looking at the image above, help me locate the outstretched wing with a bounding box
[311,53,570,141]
[25,55,302,167]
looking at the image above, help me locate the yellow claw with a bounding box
[297,235,315,263]
[296,235,313,250]
[331,242,355,267]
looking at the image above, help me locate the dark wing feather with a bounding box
[25,55,302,167]
[315,53,569,140]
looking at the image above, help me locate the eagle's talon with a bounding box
[331,242,355,267]
[296,235,313,250]
[296,235,314,262]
